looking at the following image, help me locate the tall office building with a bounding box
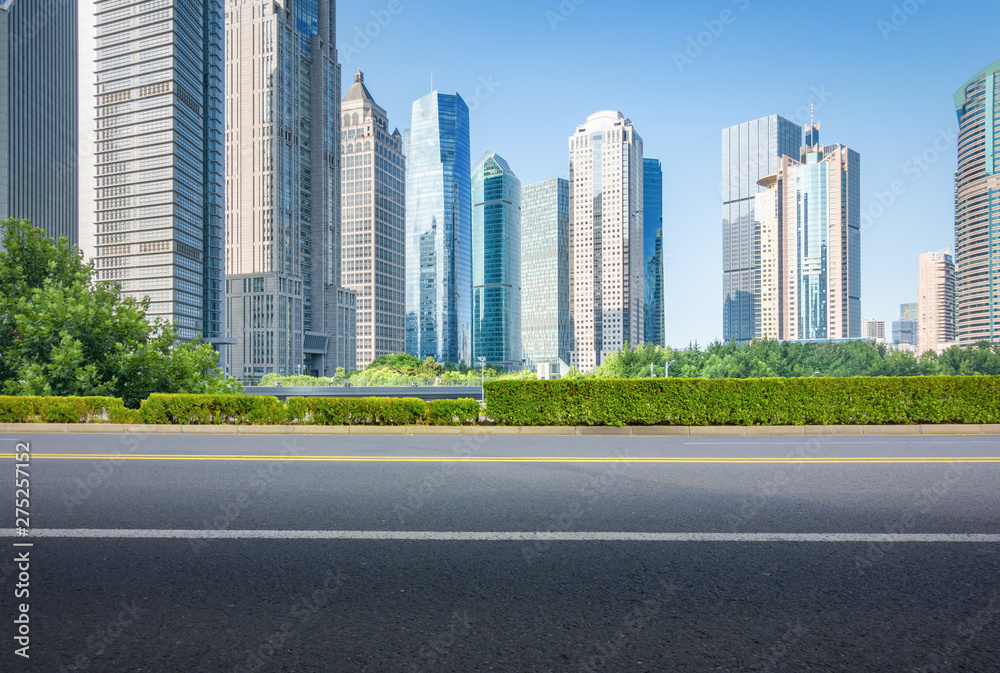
[954,59,1000,345]
[722,115,802,343]
[862,318,886,343]
[224,0,353,378]
[918,250,957,355]
[79,0,227,350]
[1,0,77,244]
[521,178,572,369]
[753,123,861,340]
[404,91,472,365]
[471,151,520,368]
[569,110,643,372]
[892,303,918,347]
[340,70,404,368]
[643,158,664,347]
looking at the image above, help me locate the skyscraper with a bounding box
[862,318,886,343]
[753,123,861,341]
[80,0,227,350]
[404,91,472,365]
[569,110,643,372]
[722,115,802,342]
[892,303,918,348]
[341,70,405,368]
[471,151,521,368]
[954,59,1000,345]
[643,158,664,347]
[521,177,572,369]
[918,250,957,355]
[224,0,353,378]
[1,0,77,244]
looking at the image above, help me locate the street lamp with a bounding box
[665,360,677,378]
[521,358,527,381]
[478,356,486,387]
[811,371,821,377]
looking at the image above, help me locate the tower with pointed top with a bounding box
[224,0,355,378]
[341,70,405,367]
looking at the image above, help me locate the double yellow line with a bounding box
[3,454,1000,464]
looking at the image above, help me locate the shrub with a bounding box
[427,398,482,426]
[0,396,127,423]
[308,397,427,425]
[138,394,286,425]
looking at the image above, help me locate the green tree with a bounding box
[0,218,239,407]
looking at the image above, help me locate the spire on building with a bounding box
[343,69,374,102]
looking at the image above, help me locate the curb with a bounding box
[0,423,996,437]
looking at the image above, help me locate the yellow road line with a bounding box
[2,454,999,464]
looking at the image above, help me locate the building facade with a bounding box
[80,0,226,348]
[722,115,802,343]
[224,0,354,378]
[1,0,77,244]
[892,302,918,346]
[340,70,404,368]
[404,91,472,365]
[643,158,664,346]
[752,123,861,341]
[954,59,1000,345]
[918,250,957,355]
[569,111,643,372]
[521,178,572,369]
[472,151,520,368]
[862,318,886,343]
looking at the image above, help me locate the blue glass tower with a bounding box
[472,151,521,368]
[643,158,664,346]
[404,91,472,365]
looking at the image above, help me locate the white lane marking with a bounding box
[1,530,998,543]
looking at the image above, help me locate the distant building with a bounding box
[722,114,802,343]
[569,110,643,371]
[918,250,957,355]
[892,303,918,347]
[521,178,572,370]
[900,302,918,322]
[404,91,472,365]
[643,158,664,346]
[753,122,862,341]
[862,318,886,343]
[471,151,521,369]
[1,0,77,244]
[224,0,354,377]
[955,59,1000,345]
[340,71,405,368]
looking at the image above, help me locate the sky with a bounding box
[335,0,1000,347]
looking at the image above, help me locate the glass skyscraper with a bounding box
[643,158,664,346]
[472,151,521,368]
[521,178,572,369]
[954,58,1000,345]
[81,0,226,348]
[1,0,77,244]
[224,0,354,378]
[722,115,801,343]
[404,91,472,365]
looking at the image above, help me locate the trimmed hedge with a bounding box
[0,396,130,423]
[427,399,482,426]
[483,377,1000,426]
[138,394,287,425]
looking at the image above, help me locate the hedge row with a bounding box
[483,377,1000,426]
[0,394,482,426]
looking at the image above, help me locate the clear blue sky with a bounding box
[336,0,1000,347]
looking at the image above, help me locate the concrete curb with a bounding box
[1,423,998,437]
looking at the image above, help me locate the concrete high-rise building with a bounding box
[569,110,643,372]
[643,158,664,347]
[722,114,802,343]
[918,250,957,355]
[471,151,520,368]
[753,123,861,341]
[521,177,572,369]
[404,91,472,365]
[862,318,886,343]
[954,59,1000,345]
[340,70,404,368]
[1,0,77,244]
[224,0,354,378]
[79,0,227,352]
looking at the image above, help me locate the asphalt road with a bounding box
[1,432,998,672]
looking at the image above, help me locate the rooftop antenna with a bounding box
[810,103,814,126]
